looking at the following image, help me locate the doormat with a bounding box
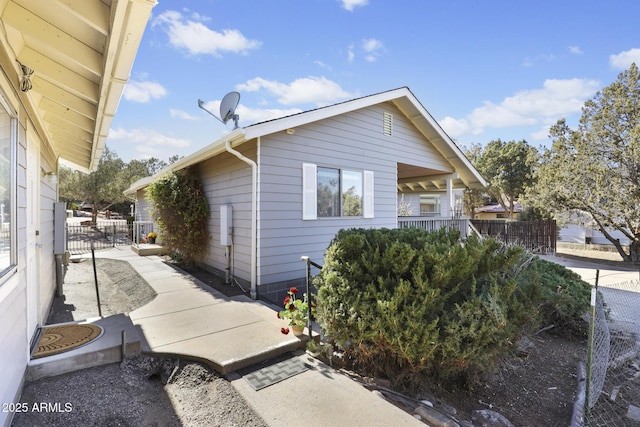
[243,357,309,391]
[32,324,103,359]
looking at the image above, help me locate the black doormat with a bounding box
[242,356,310,390]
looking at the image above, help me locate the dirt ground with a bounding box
[10,250,633,426]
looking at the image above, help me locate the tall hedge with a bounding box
[315,227,590,390]
[146,168,210,265]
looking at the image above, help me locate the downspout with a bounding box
[225,139,258,299]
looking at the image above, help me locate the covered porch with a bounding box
[396,162,476,237]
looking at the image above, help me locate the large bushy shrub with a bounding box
[146,168,210,265]
[315,227,590,390]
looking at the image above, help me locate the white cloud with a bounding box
[361,38,384,62]
[610,48,640,70]
[347,44,355,62]
[314,60,333,72]
[153,10,261,57]
[340,0,369,11]
[439,117,473,138]
[236,76,353,106]
[197,100,302,126]
[568,45,583,55]
[439,78,600,140]
[123,80,167,103]
[522,53,555,68]
[236,105,303,124]
[108,127,191,154]
[170,109,199,121]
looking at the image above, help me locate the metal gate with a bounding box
[66,220,133,255]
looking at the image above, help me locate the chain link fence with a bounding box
[585,278,640,426]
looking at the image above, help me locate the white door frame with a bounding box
[26,130,41,333]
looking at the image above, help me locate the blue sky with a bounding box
[107,0,640,162]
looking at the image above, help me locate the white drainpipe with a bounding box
[225,139,258,299]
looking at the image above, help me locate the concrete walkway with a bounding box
[87,247,302,374]
[89,247,423,426]
[539,253,640,286]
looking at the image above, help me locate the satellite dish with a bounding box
[197,91,241,129]
[220,91,240,125]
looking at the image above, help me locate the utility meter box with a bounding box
[220,205,232,246]
[54,202,67,254]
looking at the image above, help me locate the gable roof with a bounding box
[126,87,487,194]
[0,0,156,172]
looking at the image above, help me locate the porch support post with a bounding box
[446,178,454,217]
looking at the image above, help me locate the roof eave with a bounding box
[89,0,156,171]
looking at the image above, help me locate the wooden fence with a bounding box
[470,219,557,253]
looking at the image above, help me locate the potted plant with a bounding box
[147,232,158,244]
[277,287,315,337]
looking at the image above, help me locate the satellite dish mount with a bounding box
[197,91,240,129]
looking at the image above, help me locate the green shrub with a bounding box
[514,256,591,331]
[146,168,210,265]
[315,227,590,391]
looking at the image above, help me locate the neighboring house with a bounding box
[474,202,522,220]
[127,87,487,303]
[0,2,154,426]
[559,211,631,246]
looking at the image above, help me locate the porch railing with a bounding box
[132,221,159,245]
[397,216,471,238]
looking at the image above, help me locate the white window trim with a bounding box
[0,91,17,282]
[363,170,374,218]
[302,163,374,220]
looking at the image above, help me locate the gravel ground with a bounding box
[11,257,267,427]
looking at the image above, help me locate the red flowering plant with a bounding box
[277,287,316,335]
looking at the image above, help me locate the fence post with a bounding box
[91,240,103,318]
[585,270,599,422]
[301,256,312,343]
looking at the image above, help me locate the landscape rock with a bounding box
[471,409,515,427]
[414,404,460,427]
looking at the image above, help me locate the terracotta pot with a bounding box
[291,324,305,337]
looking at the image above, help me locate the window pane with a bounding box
[419,194,441,216]
[317,167,340,217]
[342,170,362,216]
[0,109,11,272]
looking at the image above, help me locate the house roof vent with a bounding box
[383,112,393,136]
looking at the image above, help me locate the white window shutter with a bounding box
[302,163,317,220]
[363,170,374,218]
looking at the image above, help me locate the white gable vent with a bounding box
[383,112,393,136]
